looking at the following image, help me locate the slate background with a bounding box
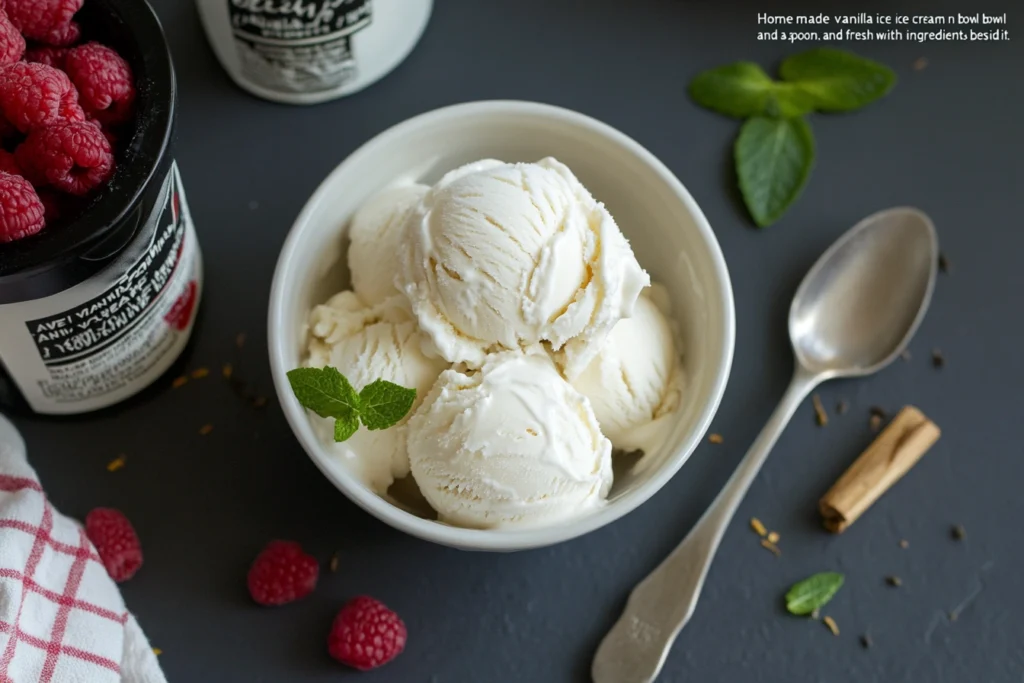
[9,0,1024,681]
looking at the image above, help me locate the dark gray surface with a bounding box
[10,0,1024,680]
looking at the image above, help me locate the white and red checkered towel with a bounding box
[0,414,166,683]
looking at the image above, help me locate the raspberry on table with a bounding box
[65,42,135,126]
[84,508,143,583]
[25,44,66,69]
[0,9,25,66]
[328,596,407,671]
[246,540,320,606]
[0,171,44,242]
[16,120,114,195]
[6,0,83,46]
[0,62,85,133]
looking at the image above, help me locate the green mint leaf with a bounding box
[358,380,417,431]
[333,412,360,442]
[785,572,845,615]
[286,366,361,419]
[735,116,815,227]
[780,48,896,113]
[689,62,817,119]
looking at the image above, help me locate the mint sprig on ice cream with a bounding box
[286,366,416,442]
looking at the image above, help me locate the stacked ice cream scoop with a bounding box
[304,157,684,529]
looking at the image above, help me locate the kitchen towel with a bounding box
[0,414,166,683]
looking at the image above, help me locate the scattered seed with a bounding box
[913,57,929,71]
[836,400,849,415]
[152,647,162,656]
[252,396,268,409]
[938,253,950,273]
[198,424,214,436]
[811,607,821,620]
[236,332,246,349]
[860,634,873,649]
[886,575,903,587]
[329,552,340,573]
[750,517,767,536]
[900,539,910,549]
[823,615,840,636]
[190,367,209,379]
[171,376,188,389]
[952,524,966,540]
[222,363,233,379]
[708,433,724,444]
[767,531,780,544]
[932,349,945,368]
[869,414,883,432]
[106,455,126,472]
[901,349,912,362]
[812,394,828,426]
[760,539,781,556]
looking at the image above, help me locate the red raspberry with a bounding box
[327,596,407,671]
[25,44,66,69]
[84,508,143,583]
[0,171,44,242]
[16,120,114,196]
[246,540,319,606]
[6,0,82,46]
[0,149,20,175]
[0,9,25,66]
[0,62,85,133]
[64,42,135,126]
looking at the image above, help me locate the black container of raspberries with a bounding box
[0,0,203,416]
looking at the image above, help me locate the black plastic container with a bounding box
[0,0,203,415]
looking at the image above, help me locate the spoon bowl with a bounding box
[790,207,938,377]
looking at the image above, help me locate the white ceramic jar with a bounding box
[196,0,433,105]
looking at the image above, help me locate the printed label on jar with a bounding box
[228,0,372,94]
[0,163,202,414]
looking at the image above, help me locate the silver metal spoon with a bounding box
[592,207,938,683]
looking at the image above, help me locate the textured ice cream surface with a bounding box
[407,351,613,528]
[398,157,649,378]
[572,287,684,451]
[347,184,429,306]
[306,292,448,493]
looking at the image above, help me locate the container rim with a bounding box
[0,0,175,283]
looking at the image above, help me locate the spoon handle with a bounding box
[592,368,818,683]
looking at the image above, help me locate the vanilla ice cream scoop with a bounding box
[398,158,649,378]
[306,292,448,493]
[407,352,613,528]
[348,184,429,305]
[572,289,684,451]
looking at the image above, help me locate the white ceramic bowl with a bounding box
[268,101,735,551]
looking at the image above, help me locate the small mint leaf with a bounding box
[333,412,360,442]
[735,116,815,227]
[785,572,845,615]
[358,380,417,431]
[780,48,896,112]
[286,366,361,419]
[689,62,818,119]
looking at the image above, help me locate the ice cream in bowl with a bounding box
[268,101,734,551]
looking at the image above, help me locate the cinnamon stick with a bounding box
[819,406,940,533]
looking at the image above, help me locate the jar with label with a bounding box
[196,0,433,105]
[0,0,202,416]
